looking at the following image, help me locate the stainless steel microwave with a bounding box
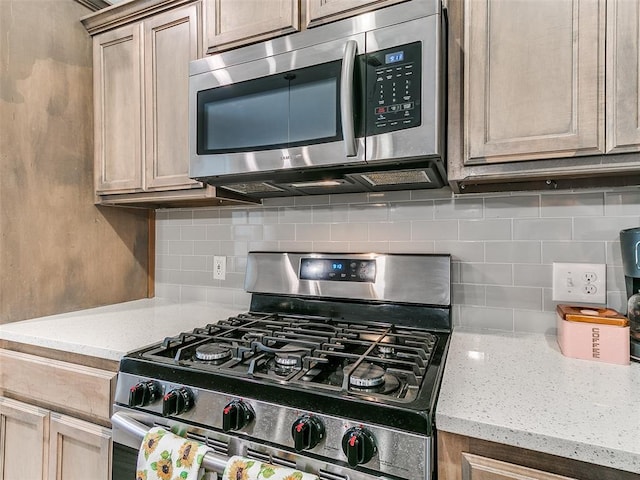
[189,0,446,198]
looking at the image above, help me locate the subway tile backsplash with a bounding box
[156,186,640,334]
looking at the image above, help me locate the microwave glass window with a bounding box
[289,78,336,143]
[197,60,343,154]
[204,88,289,150]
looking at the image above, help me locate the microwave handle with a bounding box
[340,40,358,157]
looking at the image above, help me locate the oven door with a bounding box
[111,410,229,479]
[111,408,431,480]
[189,34,366,181]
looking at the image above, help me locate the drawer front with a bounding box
[0,349,116,423]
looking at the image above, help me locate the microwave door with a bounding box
[189,34,366,181]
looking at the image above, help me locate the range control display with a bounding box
[299,258,376,282]
[366,41,422,135]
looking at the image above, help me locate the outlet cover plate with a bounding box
[552,262,606,304]
[213,256,226,280]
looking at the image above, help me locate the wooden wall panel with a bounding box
[0,0,150,323]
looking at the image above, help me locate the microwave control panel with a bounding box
[365,41,422,135]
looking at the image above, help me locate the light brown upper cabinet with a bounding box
[464,0,604,164]
[447,0,640,193]
[203,0,409,53]
[92,4,200,198]
[204,0,300,53]
[93,22,144,195]
[606,0,640,154]
[306,0,408,28]
[84,1,255,207]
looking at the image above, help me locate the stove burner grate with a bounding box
[139,312,440,403]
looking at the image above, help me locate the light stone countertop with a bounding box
[3,305,639,473]
[0,298,243,361]
[435,328,640,474]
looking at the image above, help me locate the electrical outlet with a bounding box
[552,262,606,304]
[213,256,226,280]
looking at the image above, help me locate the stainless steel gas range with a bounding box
[112,252,451,480]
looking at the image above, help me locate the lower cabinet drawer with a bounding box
[0,349,116,423]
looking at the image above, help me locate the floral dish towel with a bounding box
[137,427,213,480]
[222,456,319,480]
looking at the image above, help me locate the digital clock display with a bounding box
[385,51,404,64]
[299,258,376,282]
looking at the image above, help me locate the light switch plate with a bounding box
[552,262,606,304]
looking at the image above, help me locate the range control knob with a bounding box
[291,415,325,451]
[162,387,194,417]
[222,400,254,432]
[341,426,377,467]
[128,381,161,407]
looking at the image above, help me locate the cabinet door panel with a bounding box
[204,0,299,53]
[306,0,407,28]
[606,0,640,153]
[465,0,604,164]
[48,414,111,480]
[144,5,201,191]
[93,24,144,194]
[461,453,577,480]
[0,397,49,480]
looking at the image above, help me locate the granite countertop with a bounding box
[0,298,243,361]
[436,328,640,474]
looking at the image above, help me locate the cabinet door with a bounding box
[204,0,299,53]
[465,0,604,165]
[144,4,202,191]
[306,0,407,28]
[48,414,111,480]
[0,397,49,480]
[93,23,144,194]
[606,0,640,153]
[461,453,577,480]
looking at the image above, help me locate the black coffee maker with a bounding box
[620,227,640,361]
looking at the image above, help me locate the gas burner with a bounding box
[271,344,306,373]
[266,358,301,377]
[275,355,300,367]
[340,363,401,394]
[349,363,385,387]
[194,343,232,363]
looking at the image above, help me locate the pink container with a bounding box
[556,314,630,365]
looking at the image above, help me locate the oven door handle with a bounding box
[111,411,229,474]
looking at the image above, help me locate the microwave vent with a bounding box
[223,183,284,195]
[360,169,433,186]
